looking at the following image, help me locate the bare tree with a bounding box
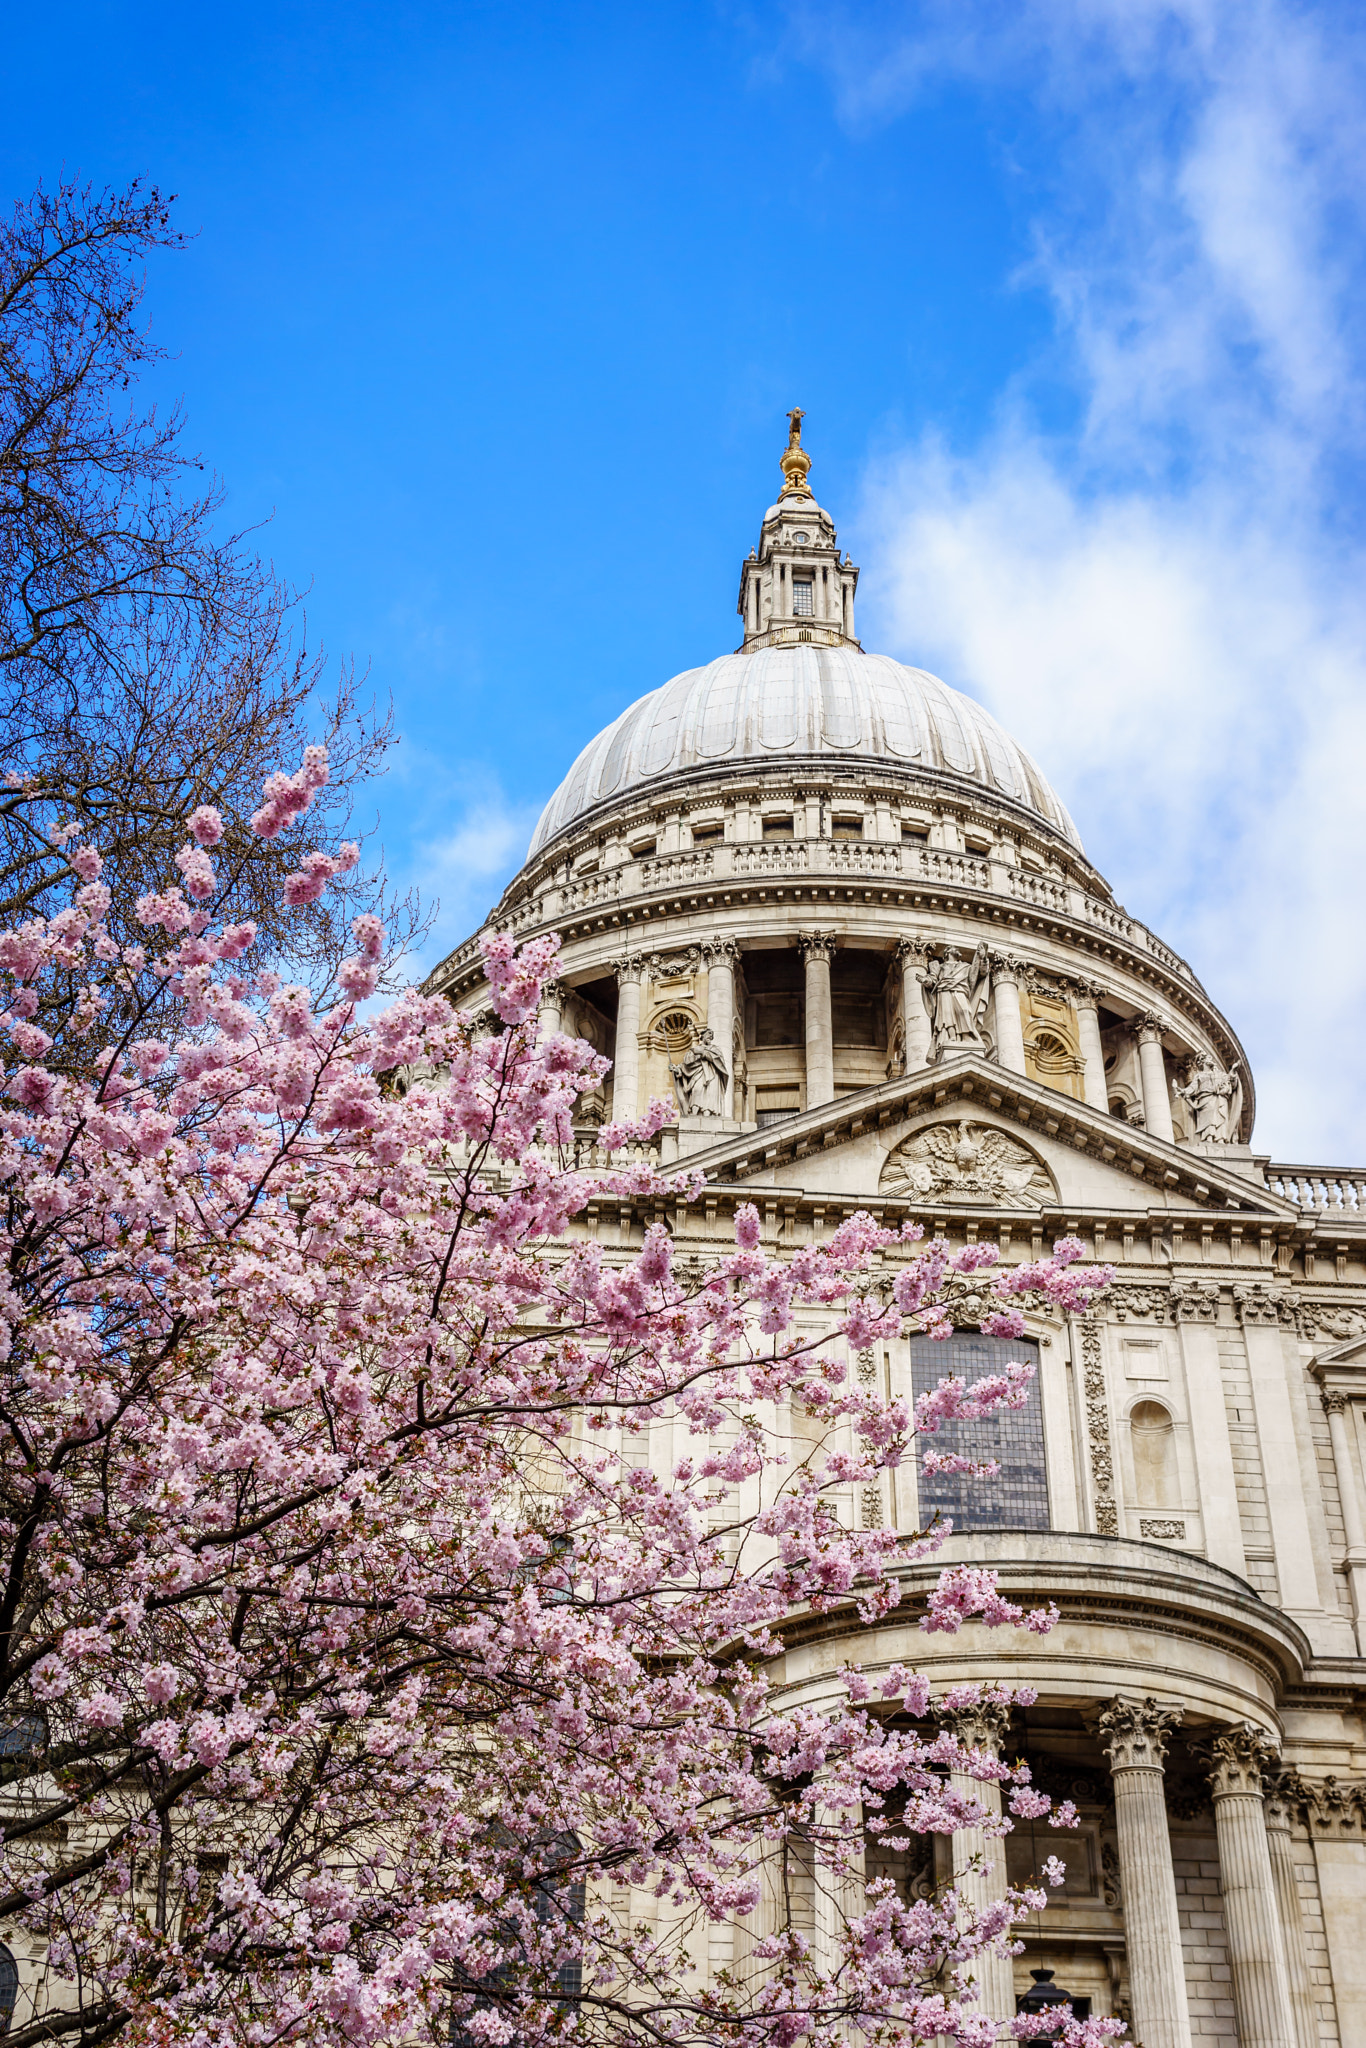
[0,175,424,1057]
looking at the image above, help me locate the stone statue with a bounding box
[920,943,990,1059]
[1177,1051,1236,1141]
[670,1026,728,1117]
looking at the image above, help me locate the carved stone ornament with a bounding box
[1306,1304,1366,1342]
[646,946,701,981]
[938,1698,1013,1755]
[1205,1723,1279,1799]
[1263,1766,1314,1831]
[1172,1282,1222,1323]
[1111,1286,1173,1323]
[1097,1697,1182,1772]
[879,1117,1056,1208]
[1139,1518,1186,1541]
[1232,1284,1289,1328]
[1303,1775,1366,1838]
[796,930,836,964]
[1080,1316,1119,1536]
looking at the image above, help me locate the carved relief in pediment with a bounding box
[879,1117,1057,1209]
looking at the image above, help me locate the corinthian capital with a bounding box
[1206,1723,1278,1800]
[797,930,836,964]
[895,935,928,965]
[1321,1389,1350,1415]
[701,935,738,964]
[938,1698,1013,1756]
[1098,1696,1182,1772]
[612,955,645,986]
[1136,1012,1167,1045]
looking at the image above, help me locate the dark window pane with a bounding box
[910,1334,1049,1531]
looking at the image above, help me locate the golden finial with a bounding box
[779,407,813,497]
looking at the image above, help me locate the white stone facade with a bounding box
[430,419,1366,2045]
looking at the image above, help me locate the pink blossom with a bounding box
[187,804,224,846]
[0,852,1107,2048]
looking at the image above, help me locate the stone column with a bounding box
[1073,980,1110,1112]
[799,933,835,1109]
[941,1700,1016,2030]
[612,958,644,1124]
[1098,1697,1192,2048]
[1319,1391,1366,1650]
[1263,1772,1319,2048]
[537,979,565,1039]
[1206,1726,1295,2048]
[990,954,1028,1075]
[702,937,737,1118]
[897,938,932,1073]
[1137,1016,1176,1143]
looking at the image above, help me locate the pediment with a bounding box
[1312,1330,1366,1376]
[679,1056,1293,1219]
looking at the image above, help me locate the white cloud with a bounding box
[797,0,1366,1160]
[388,782,541,989]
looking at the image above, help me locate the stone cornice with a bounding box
[769,1531,1315,1697]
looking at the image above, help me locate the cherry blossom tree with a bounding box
[0,756,1121,2048]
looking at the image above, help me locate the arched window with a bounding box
[910,1333,1049,1531]
[1130,1400,1180,1509]
[0,1944,18,2036]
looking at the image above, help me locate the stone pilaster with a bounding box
[798,932,835,1109]
[1098,1697,1191,2048]
[1263,1771,1319,2048]
[1136,1015,1175,1143]
[612,958,644,1123]
[989,953,1028,1075]
[1319,1390,1366,1651]
[1232,1289,1320,1615]
[1205,1726,1295,2048]
[940,1700,1016,2029]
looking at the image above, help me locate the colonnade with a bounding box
[927,1697,1317,2045]
[591,937,1172,1131]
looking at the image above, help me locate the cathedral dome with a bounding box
[528,644,1082,858]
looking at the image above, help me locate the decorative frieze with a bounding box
[1139,1518,1187,1541]
[1110,1285,1173,1323]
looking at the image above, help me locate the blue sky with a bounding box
[3,1,1364,1160]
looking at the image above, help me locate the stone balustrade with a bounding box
[1268,1165,1366,1212]
[432,830,1206,996]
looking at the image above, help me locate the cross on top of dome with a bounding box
[779,406,812,497]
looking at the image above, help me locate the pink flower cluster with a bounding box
[0,772,1117,2048]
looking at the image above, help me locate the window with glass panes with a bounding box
[792,578,814,615]
[909,1333,1049,1530]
